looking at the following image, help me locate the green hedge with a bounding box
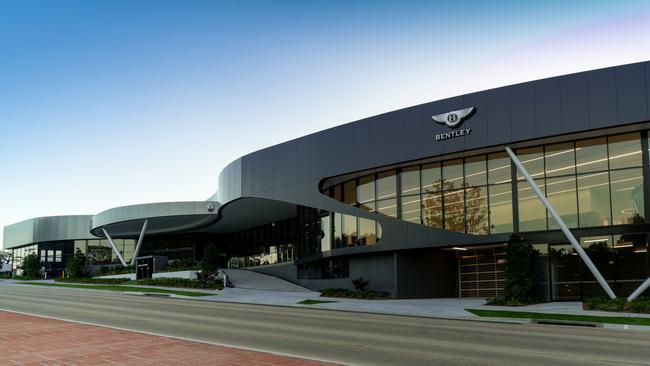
[55,277,130,285]
[585,296,650,313]
[56,276,223,290]
[320,288,391,299]
[133,277,223,290]
[98,265,135,276]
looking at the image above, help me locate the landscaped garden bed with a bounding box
[584,296,650,314]
[320,288,391,299]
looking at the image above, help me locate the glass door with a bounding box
[550,244,581,301]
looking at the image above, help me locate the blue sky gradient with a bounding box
[2,0,650,245]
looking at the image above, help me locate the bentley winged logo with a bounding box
[432,106,476,128]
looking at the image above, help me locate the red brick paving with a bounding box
[0,311,337,366]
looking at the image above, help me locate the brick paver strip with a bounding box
[0,310,337,366]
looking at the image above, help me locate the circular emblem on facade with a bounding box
[447,113,458,123]
[207,202,216,213]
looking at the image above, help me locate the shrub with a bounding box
[320,288,391,299]
[503,234,536,304]
[485,296,527,306]
[583,296,650,313]
[195,270,220,288]
[161,259,200,272]
[56,276,223,289]
[352,276,370,291]
[66,249,88,278]
[131,277,223,290]
[98,265,135,276]
[56,277,130,285]
[22,253,41,278]
[624,297,650,313]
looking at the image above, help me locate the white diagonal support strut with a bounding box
[628,278,650,302]
[102,228,128,267]
[130,219,148,266]
[505,146,616,299]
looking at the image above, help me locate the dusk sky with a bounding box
[2,0,650,246]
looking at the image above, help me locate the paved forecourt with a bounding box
[0,310,334,366]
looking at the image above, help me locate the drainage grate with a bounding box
[532,319,601,327]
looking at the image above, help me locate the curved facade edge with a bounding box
[91,201,221,232]
[3,215,95,249]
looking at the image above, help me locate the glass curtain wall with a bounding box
[324,131,645,236]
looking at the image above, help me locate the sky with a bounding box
[1,0,650,246]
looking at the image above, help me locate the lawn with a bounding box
[297,299,338,305]
[19,282,213,297]
[466,309,650,326]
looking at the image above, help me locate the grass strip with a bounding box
[298,299,337,305]
[19,282,213,297]
[466,308,650,326]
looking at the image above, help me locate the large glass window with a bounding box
[401,194,421,224]
[516,147,544,180]
[343,180,356,205]
[465,185,488,234]
[376,171,397,217]
[465,155,487,187]
[422,191,443,228]
[546,176,578,229]
[376,170,396,200]
[321,215,331,252]
[332,213,343,249]
[357,175,375,212]
[442,159,463,190]
[608,133,642,169]
[444,189,465,232]
[322,131,647,235]
[489,183,512,233]
[518,179,547,231]
[342,214,357,246]
[577,172,611,227]
[576,138,608,173]
[401,166,420,196]
[488,152,511,184]
[610,168,644,225]
[545,142,575,177]
[358,218,377,245]
[421,162,442,194]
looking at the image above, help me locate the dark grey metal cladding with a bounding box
[560,72,589,132]
[216,61,650,255]
[534,77,562,136]
[510,83,536,141]
[616,63,648,124]
[588,68,619,129]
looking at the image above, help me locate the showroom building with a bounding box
[4,61,650,300]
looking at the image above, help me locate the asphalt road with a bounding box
[1,284,650,366]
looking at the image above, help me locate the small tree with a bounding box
[202,243,219,273]
[66,249,87,278]
[0,250,12,265]
[503,234,535,303]
[22,253,41,278]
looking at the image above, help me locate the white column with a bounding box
[628,277,650,302]
[101,228,128,267]
[506,146,616,299]
[130,219,148,266]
